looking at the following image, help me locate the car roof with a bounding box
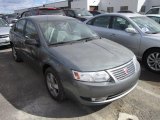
[97,13,145,18]
[146,14,160,17]
[25,15,75,22]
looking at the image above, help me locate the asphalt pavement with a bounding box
[0,47,160,120]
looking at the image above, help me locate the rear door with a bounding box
[87,15,113,40]
[23,20,40,67]
[12,19,26,54]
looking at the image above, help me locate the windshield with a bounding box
[131,16,160,34]
[39,9,64,15]
[0,19,8,27]
[75,9,93,16]
[39,20,98,45]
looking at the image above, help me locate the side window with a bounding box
[149,16,160,24]
[92,16,110,28]
[112,17,133,31]
[67,10,75,17]
[15,20,26,35]
[25,21,38,40]
[146,8,159,14]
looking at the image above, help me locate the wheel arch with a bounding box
[142,47,160,61]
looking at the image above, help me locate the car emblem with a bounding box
[123,67,128,75]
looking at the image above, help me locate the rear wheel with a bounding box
[143,49,160,73]
[45,68,65,101]
[11,46,22,62]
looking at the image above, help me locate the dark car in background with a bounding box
[64,9,93,21]
[9,15,140,105]
[89,11,102,16]
[20,7,65,18]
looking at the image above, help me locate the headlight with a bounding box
[133,55,137,71]
[72,70,110,82]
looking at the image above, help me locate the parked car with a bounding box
[20,7,65,18]
[117,10,134,13]
[85,13,160,73]
[145,7,160,14]
[2,14,17,24]
[10,15,140,105]
[0,18,10,46]
[147,14,160,24]
[89,11,102,16]
[64,9,93,21]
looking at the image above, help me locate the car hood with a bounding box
[48,38,134,71]
[0,27,10,35]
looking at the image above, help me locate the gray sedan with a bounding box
[10,15,140,105]
[85,13,160,73]
[0,18,10,46]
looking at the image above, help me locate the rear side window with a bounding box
[15,20,26,35]
[146,8,159,14]
[65,10,75,17]
[92,16,110,28]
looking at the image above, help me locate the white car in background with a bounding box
[0,18,10,47]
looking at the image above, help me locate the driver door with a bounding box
[109,16,141,56]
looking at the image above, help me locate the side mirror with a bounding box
[125,28,138,34]
[9,24,13,27]
[77,14,82,17]
[11,19,18,24]
[25,39,39,47]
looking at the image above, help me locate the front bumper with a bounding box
[0,37,10,46]
[65,61,140,105]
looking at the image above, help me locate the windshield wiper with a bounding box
[76,36,100,42]
[145,31,160,34]
[49,41,75,46]
[151,32,160,34]
[49,36,100,46]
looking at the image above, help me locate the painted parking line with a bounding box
[137,86,160,99]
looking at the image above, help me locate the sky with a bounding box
[0,0,64,14]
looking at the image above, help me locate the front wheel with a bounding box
[143,49,160,73]
[45,68,65,101]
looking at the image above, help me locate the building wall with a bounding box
[145,0,160,12]
[14,0,160,14]
[99,0,138,12]
[71,0,87,9]
[44,1,68,8]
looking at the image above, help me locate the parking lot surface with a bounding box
[0,47,160,120]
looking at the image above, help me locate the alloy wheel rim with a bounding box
[12,47,17,60]
[147,52,160,71]
[46,73,59,97]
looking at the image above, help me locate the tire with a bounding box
[143,49,160,73]
[11,45,23,62]
[45,67,65,101]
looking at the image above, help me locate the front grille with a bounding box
[108,60,135,81]
[0,34,9,38]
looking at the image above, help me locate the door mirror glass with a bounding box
[125,28,138,34]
